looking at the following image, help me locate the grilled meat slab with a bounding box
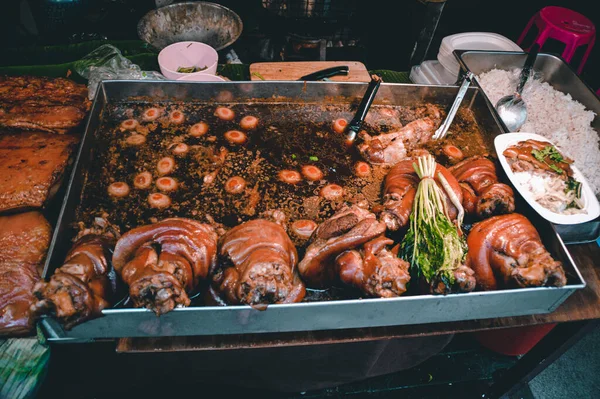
[0,76,90,133]
[0,212,51,336]
[0,131,78,213]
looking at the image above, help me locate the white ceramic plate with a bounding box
[495,133,600,225]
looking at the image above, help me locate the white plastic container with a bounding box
[410,61,457,85]
[437,32,522,76]
[421,60,457,84]
[409,64,430,84]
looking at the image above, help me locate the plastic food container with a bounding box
[437,32,521,75]
[177,73,226,82]
[410,60,457,85]
[158,41,218,80]
[495,132,600,225]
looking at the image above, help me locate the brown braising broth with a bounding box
[77,102,490,302]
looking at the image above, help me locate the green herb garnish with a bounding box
[291,154,296,159]
[532,145,564,163]
[549,164,564,174]
[309,156,319,161]
[399,155,467,286]
[531,145,565,174]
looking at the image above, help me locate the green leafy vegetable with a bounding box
[566,177,582,199]
[176,65,208,73]
[399,155,467,286]
[309,156,319,161]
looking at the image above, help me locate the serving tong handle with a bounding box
[299,66,349,81]
[345,74,382,143]
[432,71,474,140]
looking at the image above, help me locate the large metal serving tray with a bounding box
[454,50,600,244]
[40,80,586,342]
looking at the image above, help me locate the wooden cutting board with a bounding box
[249,61,371,82]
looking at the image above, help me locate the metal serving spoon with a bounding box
[495,44,540,132]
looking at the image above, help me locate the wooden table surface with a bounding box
[118,242,600,353]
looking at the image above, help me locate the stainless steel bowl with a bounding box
[137,2,243,51]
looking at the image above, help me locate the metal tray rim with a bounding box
[40,80,587,340]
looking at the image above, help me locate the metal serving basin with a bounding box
[39,80,585,342]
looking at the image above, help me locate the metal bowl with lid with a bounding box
[137,1,243,51]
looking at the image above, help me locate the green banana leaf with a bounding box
[0,40,156,67]
[0,338,49,399]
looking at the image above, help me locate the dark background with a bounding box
[1,0,598,89]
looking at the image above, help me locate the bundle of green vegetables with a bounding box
[399,155,467,288]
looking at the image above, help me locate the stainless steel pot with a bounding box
[137,2,243,51]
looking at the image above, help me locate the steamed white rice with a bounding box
[477,68,600,195]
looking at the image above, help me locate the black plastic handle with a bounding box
[516,43,540,95]
[346,75,382,142]
[298,66,349,81]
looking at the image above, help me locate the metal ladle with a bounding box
[495,44,540,132]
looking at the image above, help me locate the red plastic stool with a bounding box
[517,6,595,74]
[473,323,557,356]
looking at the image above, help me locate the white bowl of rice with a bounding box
[495,133,600,225]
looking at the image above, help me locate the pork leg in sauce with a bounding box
[209,219,305,306]
[298,204,389,290]
[381,159,462,232]
[32,235,116,329]
[449,156,515,219]
[466,213,567,291]
[428,264,477,295]
[358,105,441,166]
[0,212,51,336]
[112,218,218,315]
[336,236,411,297]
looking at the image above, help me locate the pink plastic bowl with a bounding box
[177,73,226,82]
[158,41,218,80]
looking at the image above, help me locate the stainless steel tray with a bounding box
[40,80,586,342]
[454,50,600,244]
